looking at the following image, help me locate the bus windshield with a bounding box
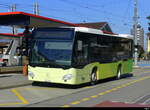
[29,29,74,68]
[30,40,73,68]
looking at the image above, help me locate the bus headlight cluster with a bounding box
[28,71,35,79]
[63,74,73,82]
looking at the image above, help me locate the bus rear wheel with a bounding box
[90,69,97,85]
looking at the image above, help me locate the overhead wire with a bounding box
[0,1,132,26]
[58,0,132,28]
[0,0,134,33]
[59,0,129,20]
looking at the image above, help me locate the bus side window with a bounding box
[77,40,82,51]
[76,40,88,65]
[73,33,89,67]
[73,40,82,65]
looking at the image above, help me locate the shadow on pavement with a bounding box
[95,73,133,85]
[121,73,133,79]
[32,81,90,89]
[0,75,13,78]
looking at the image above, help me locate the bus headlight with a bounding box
[63,74,73,81]
[28,71,35,79]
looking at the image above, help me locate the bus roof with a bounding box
[33,27,133,40]
[74,27,133,40]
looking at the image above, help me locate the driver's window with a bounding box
[73,33,89,66]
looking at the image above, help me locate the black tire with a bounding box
[116,67,121,80]
[90,69,97,85]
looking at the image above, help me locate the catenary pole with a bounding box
[34,2,39,15]
[11,4,18,34]
[133,0,139,67]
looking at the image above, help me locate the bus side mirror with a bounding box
[77,40,83,51]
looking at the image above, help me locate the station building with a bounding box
[147,33,150,53]
[0,33,22,66]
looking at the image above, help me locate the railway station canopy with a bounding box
[0,33,21,39]
[0,11,78,28]
[0,12,113,33]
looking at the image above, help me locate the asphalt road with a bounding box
[0,67,150,107]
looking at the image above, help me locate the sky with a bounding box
[0,0,149,49]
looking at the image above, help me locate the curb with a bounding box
[133,66,150,69]
[0,66,23,74]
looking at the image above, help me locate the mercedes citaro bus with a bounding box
[28,27,133,85]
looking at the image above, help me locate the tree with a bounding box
[147,16,150,20]
[137,45,145,59]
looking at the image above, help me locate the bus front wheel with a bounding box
[90,68,97,85]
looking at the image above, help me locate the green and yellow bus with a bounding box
[28,27,133,85]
